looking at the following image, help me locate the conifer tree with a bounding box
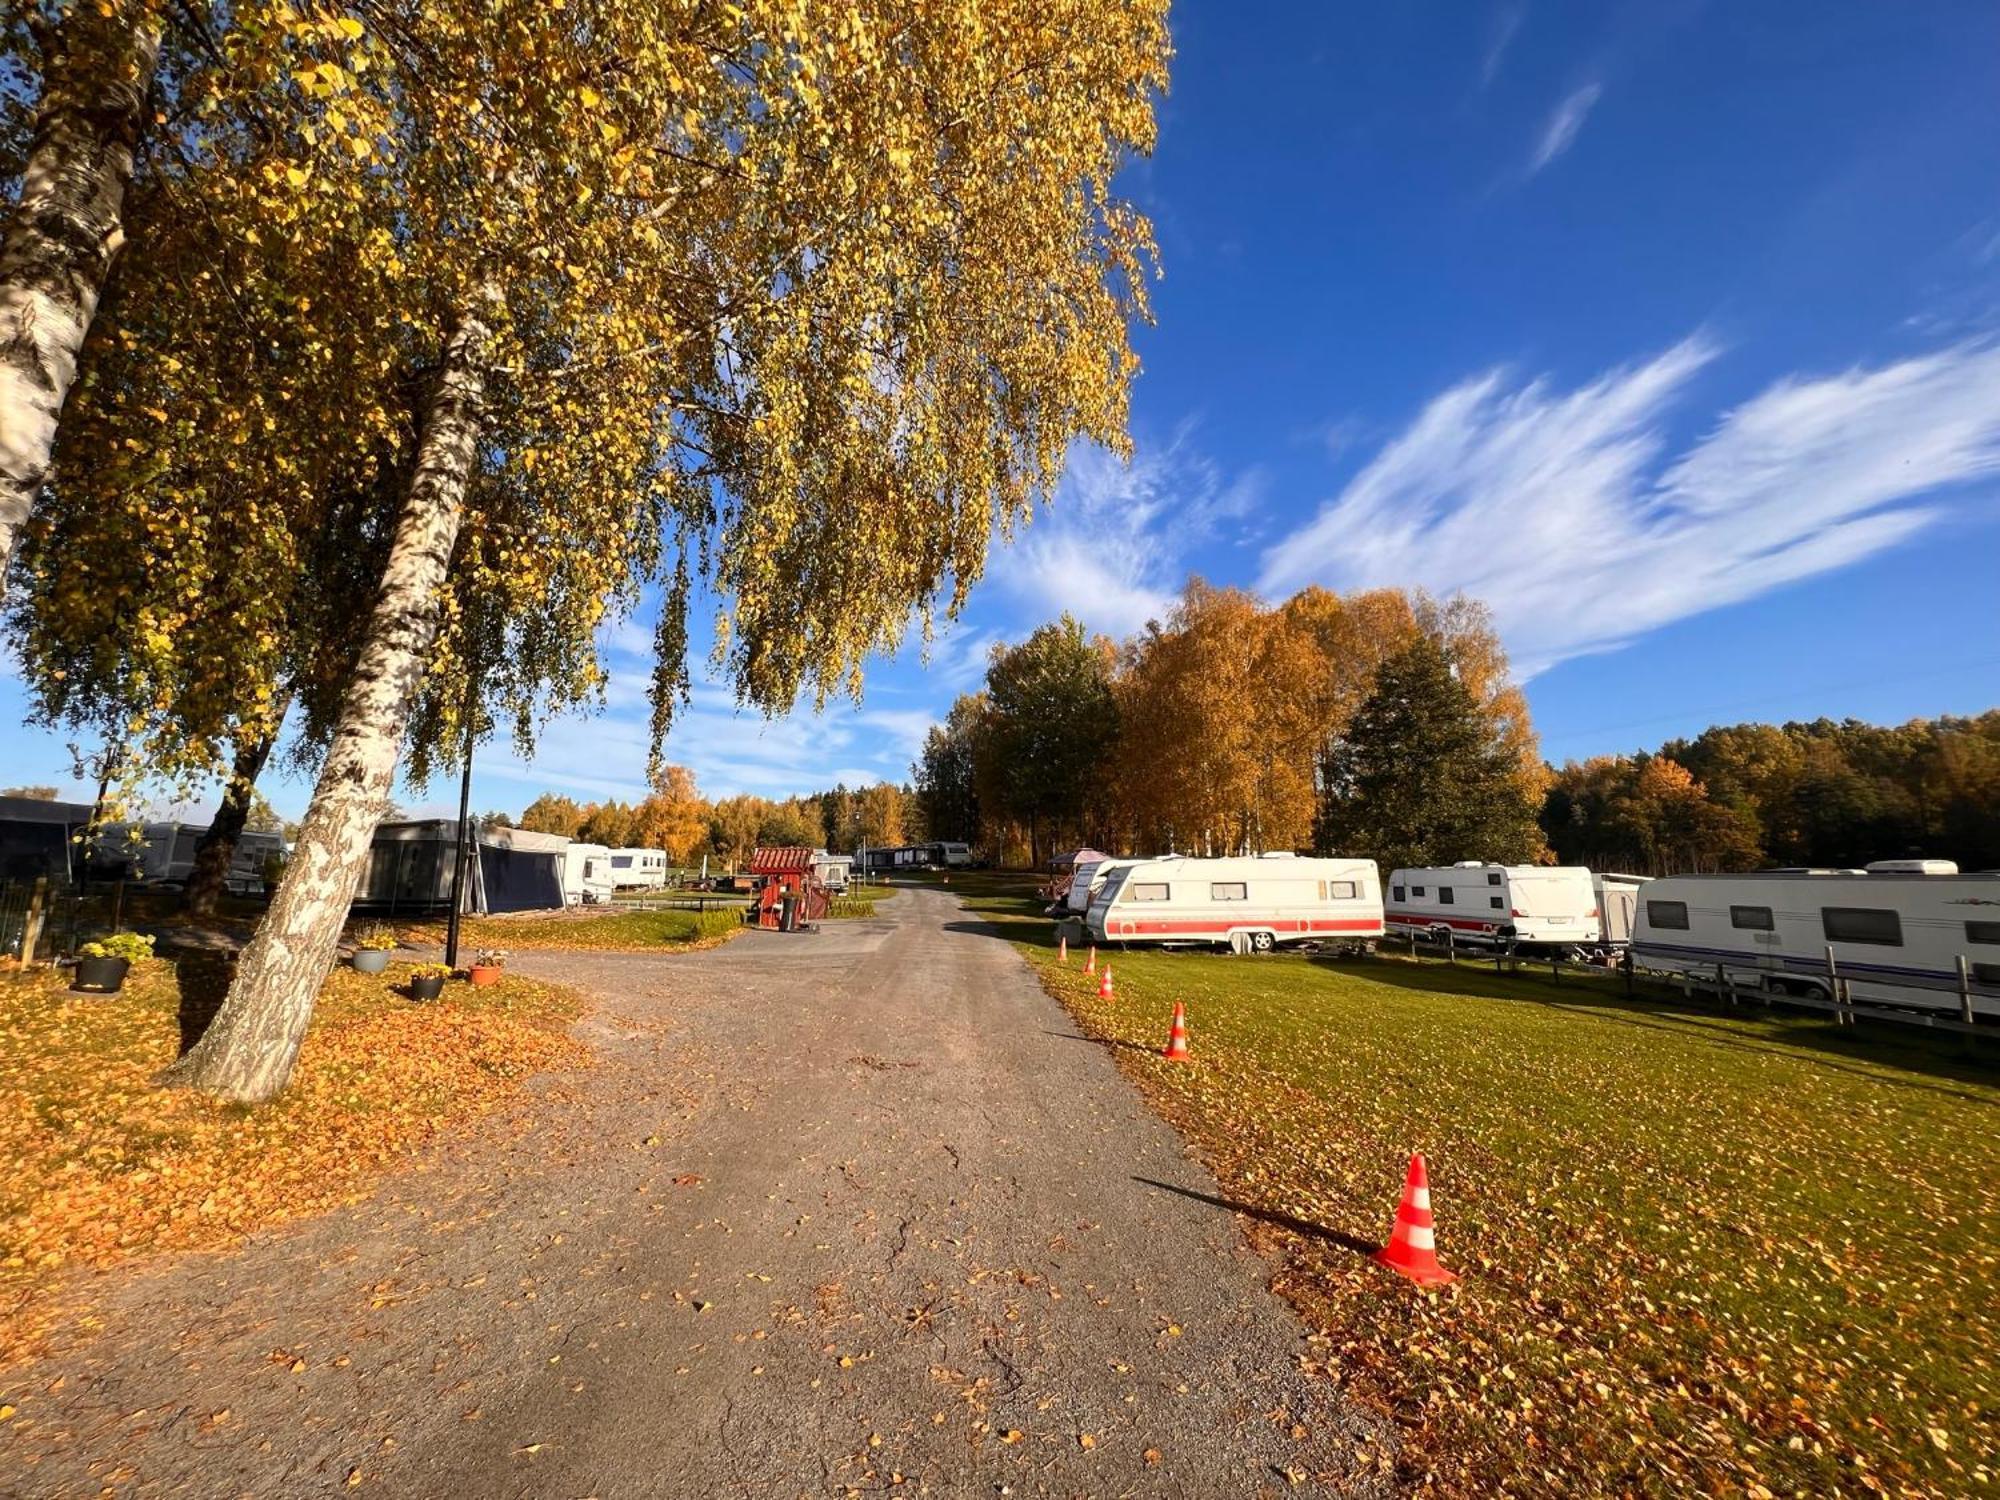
[1312,635,1542,872]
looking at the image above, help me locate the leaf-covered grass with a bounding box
[0,959,588,1363]
[389,904,742,952]
[957,877,1999,1497]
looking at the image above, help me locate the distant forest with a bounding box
[1540,712,2000,875]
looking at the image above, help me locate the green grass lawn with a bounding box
[955,875,1998,1498]
[392,905,741,951]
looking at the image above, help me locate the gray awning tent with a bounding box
[353,819,567,916]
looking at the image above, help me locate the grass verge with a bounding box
[388,905,741,952]
[0,958,588,1364]
[954,875,1997,1498]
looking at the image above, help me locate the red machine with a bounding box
[746,846,831,931]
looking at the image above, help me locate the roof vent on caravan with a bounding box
[1258,851,1299,859]
[1451,861,1486,868]
[1864,859,1959,875]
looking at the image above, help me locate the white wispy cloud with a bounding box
[1528,81,1601,174]
[1259,337,2000,676]
[989,429,1263,639]
[1482,3,1527,87]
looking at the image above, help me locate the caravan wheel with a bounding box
[1250,930,1276,953]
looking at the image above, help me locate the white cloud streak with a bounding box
[1528,81,1601,174]
[1482,3,1526,87]
[1259,337,2000,676]
[989,430,1263,639]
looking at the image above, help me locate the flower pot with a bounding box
[71,955,131,994]
[352,948,392,975]
[467,964,503,987]
[409,974,447,1003]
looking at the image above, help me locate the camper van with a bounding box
[1084,854,1382,953]
[609,848,670,889]
[1594,872,1651,947]
[563,843,618,905]
[1386,864,1601,950]
[1630,862,2000,1020]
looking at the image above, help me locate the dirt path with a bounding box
[2,887,1389,1498]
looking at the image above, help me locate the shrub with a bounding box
[78,932,155,964]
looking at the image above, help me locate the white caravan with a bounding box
[812,850,853,892]
[1085,854,1383,953]
[1594,873,1651,947]
[1066,856,1134,916]
[137,821,284,895]
[562,842,618,905]
[1386,863,1601,950]
[1630,861,2000,1020]
[609,848,670,889]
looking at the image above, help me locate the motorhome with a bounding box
[1594,872,1651,946]
[609,848,670,889]
[562,842,618,905]
[1630,862,2000,1020]
[1386,864,1601,950]
[1084,854,1383,953]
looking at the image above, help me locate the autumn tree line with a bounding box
[917,580,2000,878]
[0,0,1169,1099]
[504,772,917,869]
[914,581,1550,873]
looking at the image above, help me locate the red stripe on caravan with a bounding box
[1385,913,1498,933]
[1124,918,1383,936]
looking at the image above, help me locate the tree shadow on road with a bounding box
[1041,1028,1154,1055]
[1133,1176,1379,1259]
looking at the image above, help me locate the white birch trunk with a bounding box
[168,315,491,1102]
[0,6,161,587]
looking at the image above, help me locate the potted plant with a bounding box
[352,922,398,975]
[408,961,451,1003]
[468,948,507,987]
[71,931,155,995]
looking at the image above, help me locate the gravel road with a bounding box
[2,886,1391,1498]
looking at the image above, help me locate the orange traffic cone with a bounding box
[1084,945,1097,975]
[1098,964,1115,1001]
[1058,934,1069,964]
[1162,1001,1191,1061]
[1374,1153,1457,1287]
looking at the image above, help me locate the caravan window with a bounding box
[1128,883,1171,903]
[1437,888,1455,905]
[1211,882,1247,901]
[1966,921,2000,945]
[1823,907,1901,946]
[1490,896,1504,909]
[1392,885,1405,902]
[1730,905,1774,931]
[1647,900,1690,930]
[1325,880,1358,900]
[1411,885,1426,897]
[1487,872,1502,885]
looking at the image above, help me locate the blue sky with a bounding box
[6,0,2000,818]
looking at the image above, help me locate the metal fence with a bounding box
[0,877,98,963]
[1385,926,1989,1038]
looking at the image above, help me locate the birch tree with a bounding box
[0,1,163,585]
[109,0,1168,1101]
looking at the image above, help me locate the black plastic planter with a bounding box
[71,956,131,994]
[409,973,447,1003]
